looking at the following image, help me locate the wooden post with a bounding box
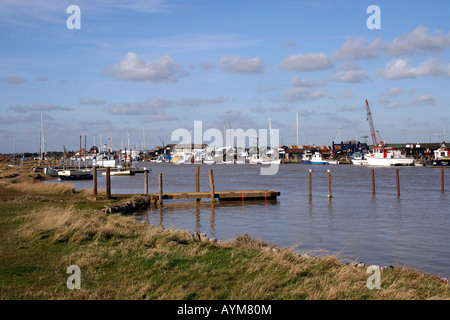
[124,148,127,169]
[372,168,375,195]
[442,167,445,192]
[93,166,97,197]
[144,169,149,194]
[308,169,312,197]
[209,169,215,202]
[158,173,163,204]
[396,168,400,197]
[130,149,133,169]
[327,169,332,198]
[106,167,111,200]
[195,166,200,202]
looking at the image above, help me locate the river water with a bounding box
[48,162,450,278]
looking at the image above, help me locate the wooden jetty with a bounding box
[148,190,280,203]
[95,167,280,204]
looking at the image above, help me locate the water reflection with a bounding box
[137,199,279,239]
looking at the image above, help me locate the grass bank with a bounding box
[0,164,448,300]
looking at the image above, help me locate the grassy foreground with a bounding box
[0,164,448,300]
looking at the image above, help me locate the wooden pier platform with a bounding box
[147,190,280,202]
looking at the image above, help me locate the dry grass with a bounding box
[1,164,449,300]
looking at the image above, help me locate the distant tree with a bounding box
[90,146,99,153]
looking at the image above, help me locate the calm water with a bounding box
[48,162,450,278]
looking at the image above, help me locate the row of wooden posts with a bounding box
[92,166,445,201]
[92,166,217,203]
[308,168,445,198]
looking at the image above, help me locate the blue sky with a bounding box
[0,0,449,153]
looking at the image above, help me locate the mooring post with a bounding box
[195,166,200,202]
[308,169,312,198]
[93,166,97,197]
[158,173,163,204]
[442,167,445,192]
[106,167,111,200]
[327,169,332,198]
[396,168,400,197]
[144,169,149,194]
[209,169,215,202]
[372,168,375,195]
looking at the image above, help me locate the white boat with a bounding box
[425,142,450,167]
[102,169,135,176]
[92,147,119,168]
[249,153,262,164]
[350,152,368,165]
[301,150,313,164]
[58,169,93,180]
[44,167,59,177]
[310,152,329,165]
[328,159,340,165]
[366,144,414,166]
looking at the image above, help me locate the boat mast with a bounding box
[39,112,45,160]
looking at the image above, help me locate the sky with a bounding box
[0,0,449,154]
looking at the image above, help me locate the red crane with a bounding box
[365,99,381,146]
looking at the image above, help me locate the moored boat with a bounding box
[58,169,93,181]
[102,169,135,176]
[301,150,312,164]
[310,152,329,165]
[44,167,59,177]
[350,152,368,165]
[366,144,414,166]
[425,143,450,167]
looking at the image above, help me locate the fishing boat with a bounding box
[365,144,414,166]
[350,152,368,165]
[301,150,313,164]
[44,167,59,177]
[92,145,119,168]
[58,169,93,181]
[310,152,329,165]
[425,143,450,167]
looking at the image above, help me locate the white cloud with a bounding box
[289,76,325,87]
[279,52,333,71]
[250,106,267,113]
[381,87,404,97]
[0,76,27,84]
[386,25,450,56]
[220,56,265,74]
[332,37,382,61]
[103,52,185,82]
[284,87,327,102]
[330,70,370,83]
[385,101,406,109]
[410,95,436,107]
[380,57,450,79]
[9,103,73,112]
[107,96,228,115]
[175,96,229,107]
[80,98,107,105]
[336,105,363,112]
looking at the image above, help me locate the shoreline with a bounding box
[0,164,448,300]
